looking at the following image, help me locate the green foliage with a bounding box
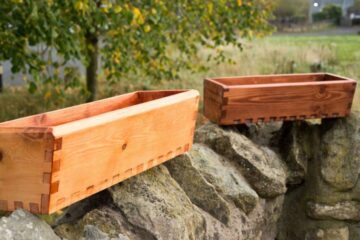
[313,4,342,25]
[273,0,309,22]
[0,0,274,100]
[1,35,360,121]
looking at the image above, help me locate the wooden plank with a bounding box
[221,82,355,124]
[203,80,225,123]
[0,92,140,127]
[203,73,357,125]
[137,90,187,102]
[0,127,53,213]
[0,90,199,214]
[48,90,199,213]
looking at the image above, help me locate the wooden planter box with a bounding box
[0,90,199,214]
[204,73,357,125]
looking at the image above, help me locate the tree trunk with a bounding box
[85,33,99,102]
[0,64,3,93]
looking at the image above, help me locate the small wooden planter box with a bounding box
[204,73,357,125]
[0,90,199,214]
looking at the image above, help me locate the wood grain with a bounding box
[0,90,199,214]
[0,127,53,213]
[204,73,357,125]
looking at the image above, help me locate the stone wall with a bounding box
[0,112,359,240]
[277,112,360,240]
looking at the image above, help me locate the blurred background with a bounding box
[0,0,359,122]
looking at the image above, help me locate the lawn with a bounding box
[1,34,359,122]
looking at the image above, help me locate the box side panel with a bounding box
[0,92,139,128]
[48,95,199,213]
[0,128,53,214]
[203,79,226,123]
[221,82,356,124]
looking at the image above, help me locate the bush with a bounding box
[313,4,342,25]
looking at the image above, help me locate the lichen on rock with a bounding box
[0,209,60,240]
[320,113,360,191]
[109,165,206,240]
[195,123,287,198]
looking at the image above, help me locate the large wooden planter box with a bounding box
[0,90,199,214]
[204,73,357,125]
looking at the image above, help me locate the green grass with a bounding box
[1,34,360,122]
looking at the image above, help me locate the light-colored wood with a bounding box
[0,92,139,128]
[204,73,357,125]
[0,127,53,213]
[0,90,199,214]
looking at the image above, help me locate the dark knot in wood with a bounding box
[122,143,127,150]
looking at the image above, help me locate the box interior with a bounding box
[0,90,184,128]
[212,73,347,86]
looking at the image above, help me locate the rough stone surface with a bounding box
[277,111,360,240]
[278,121,317,185]
[320,114,360,190]
[305,227,349,240]
[189,144,258,214]
[82,225,130,240]
[165,151,231,224]
[109,165,206,240]
[2,113,359,240]
[55,191,112,226]
[83,225,110,240]
[307,201,360,221]
[55,206,149,240]
[195,123,287,198]
[0,209,60,240]
[237,122,283,147]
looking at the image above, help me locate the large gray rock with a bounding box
[0,209,60,240]
[109,165,206,240]
[189,144,258,214]
[82,225,130,240]
[55,206,148,240]
[165,151,231,224]
[320,113,360,190]
[307,201,360,221]
[83,225,111,240]
[195,123,287,198]
[305,226,349,240]
[278,121,317,185]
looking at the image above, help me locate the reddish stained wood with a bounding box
[0,90,199,214]
[204,73,357,125]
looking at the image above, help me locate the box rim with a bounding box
[51,89,199,137]
[205,73,357,89]
[0,90,199,136]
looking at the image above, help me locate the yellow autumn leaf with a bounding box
[112,51,121,64]
[44,91,52,101]
[133,7,141,18]
[114,5,122,14]
[144,24,151,33]
[75,1,84,11]
[237,0,242,6]
[75,0,89,13]
[207,3,213,14]
[131,7,145,25]
[101,7,109,13]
